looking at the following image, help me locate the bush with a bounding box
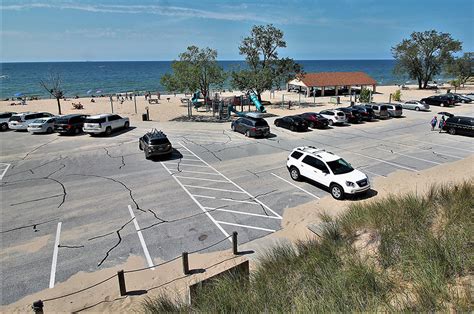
[359,87,372,102]
[392,89,402,101]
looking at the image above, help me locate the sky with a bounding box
[1,0,473,62]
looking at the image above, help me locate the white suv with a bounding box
[8,112,54,131]
[286,146,370,200]
[319,110,347,126]
[0,112,16,131]
[83,114,130,136]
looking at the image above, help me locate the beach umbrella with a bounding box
[96,90,102,94]
[86,89,93,94]
[14,92,24,97]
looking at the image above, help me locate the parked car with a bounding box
[139,129,173,159]
[54,114,88,135]
[384,104,403,117]
[274,115,308,132]
[420,95,455,107]
[83,114,130,136]
[462,93,474,101]
[402,100,430,111]
[447,93,472,103]
[27,117,56,134]
[442,116,474,136]
[0,112,16,131]
[350,105,375,121]
[231,113,270,137]
[336,107,362,123]
[319,109,347,126]
[298,112,329,129]
[286,146,370,200]
[8,112,54,131]
[364,104,389,119]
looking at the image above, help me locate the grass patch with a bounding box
[143,182,473,312]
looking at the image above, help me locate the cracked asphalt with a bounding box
[1,104,473,305]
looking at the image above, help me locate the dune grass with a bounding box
[143,182,473,312]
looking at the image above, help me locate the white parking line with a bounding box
[49,222,62,288]
[349,151,419,172]
[128,205,155,270]
[162,162,209,168]
[183,185,247,194]
[192,194,216,199]
[215,220,276,232]
[376,147,441,165]
[205,207,281,220]
[0,163,11,180]
[174,176,229,183]
[161,163,232,242]
[362,168,386,177]
[271,173,321,199]
[220,198,261,205]
[178,142,282,219]
[179,158,205,162]
[175,170,222,176]
[412,139,474,153]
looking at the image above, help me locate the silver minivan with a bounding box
[364,104,389,119]
[384,104,403,117]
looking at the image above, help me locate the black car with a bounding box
[139,129,173,159]
[446,93,472,104]
[337,107,362,123]
[231,116,270,137]
[274,115,308,132]
[54,114,88,135]
[420,95,455,107]
[298,112,329,128]
[350,105,375,121]
[442,116,474,136]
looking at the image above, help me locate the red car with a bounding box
[298,112,330,128]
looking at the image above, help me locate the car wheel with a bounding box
[0,123,8,131]
[74,127,80,135]
[245,130,250,137]
[124,121,129,129]
[330,184,344,200]
[47,127,53,134]
[440,103,445,107]
[105,127,112,136]
[448,128,456,135]
[328,120,334,126]
[309,122,315,128]
[145,151,150,159]
[139,142,143,150]
[289,166,301,181]
[275,121,280,127]
[415,107,420,111]
[231,124,236,132]
[290,125,296,131]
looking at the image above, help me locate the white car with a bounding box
[8,112,54,131]
[27,117,56,134]
[319,110,347,126]
[0,112,16,131]
[402,100,430,111]
[286,146,370,200]
[83,114,130,136]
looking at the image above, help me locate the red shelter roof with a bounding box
[297,72,377,87]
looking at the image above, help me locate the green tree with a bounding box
[40,72,65,115]
[392,89,402,101]
[445,53,473,86]
[231,24,302,101]
[392,30,462,89]
[160,46,226,100]
[448,79,461,92]
[359,87,372,103]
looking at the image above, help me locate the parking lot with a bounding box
[1,105,473,305]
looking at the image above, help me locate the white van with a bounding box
[8,112,54,131]
[0,112,16,131]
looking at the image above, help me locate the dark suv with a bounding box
[337,107,362,123]
[274,115,308,131]
[231,116,270,137]
[420,95,455,107]
[442,116,474,136]
[350,105,375,121]
[54,114,88,135]
[139,129,173,159]
[298,112,329,128]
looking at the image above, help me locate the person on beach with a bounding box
[438,116,446,133]
[430,116,438,131]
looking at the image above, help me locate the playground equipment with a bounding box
[226,90,266,117]
[248,91,266,113]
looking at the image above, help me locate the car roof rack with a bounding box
[148,128,167,136]
[295,146,334,155]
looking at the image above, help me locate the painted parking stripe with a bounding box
[160,163,232,242]
[174,176,229,183]
[376,147,441,165]
[220,198,262,205]
[271,173,321,199]
[162,162,209,168]
[411,139,474,153]
[349,151,419,172]
[192,194,216,199]
[205,207,281,220]
[178,142,282,219]
[0,163,11,180]
[128,205,155,270]
[49,222,62,288]
[174,170,222,176]
[183,185,247,194]
[215,220,276,233]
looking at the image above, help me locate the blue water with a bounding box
[0,60,448,99]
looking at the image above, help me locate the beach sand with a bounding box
[2,85,473,123]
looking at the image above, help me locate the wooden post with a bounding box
[182,252,190,275]
[134,93,137,114]
[389,93,392,103]
[117,270,126,296]
[232,232,238,255]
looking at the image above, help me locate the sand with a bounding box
[3,155,473,313]
[2,85,473,123]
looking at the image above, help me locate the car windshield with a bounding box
[150,138,169,145]
[85,117,106,123]
[326,158,354,175]
[32,119,46,124]
[55,117,71,124]
[9,116,22,122]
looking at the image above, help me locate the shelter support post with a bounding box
[321,87,325,97]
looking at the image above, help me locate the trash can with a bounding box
[142,113,148,121]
